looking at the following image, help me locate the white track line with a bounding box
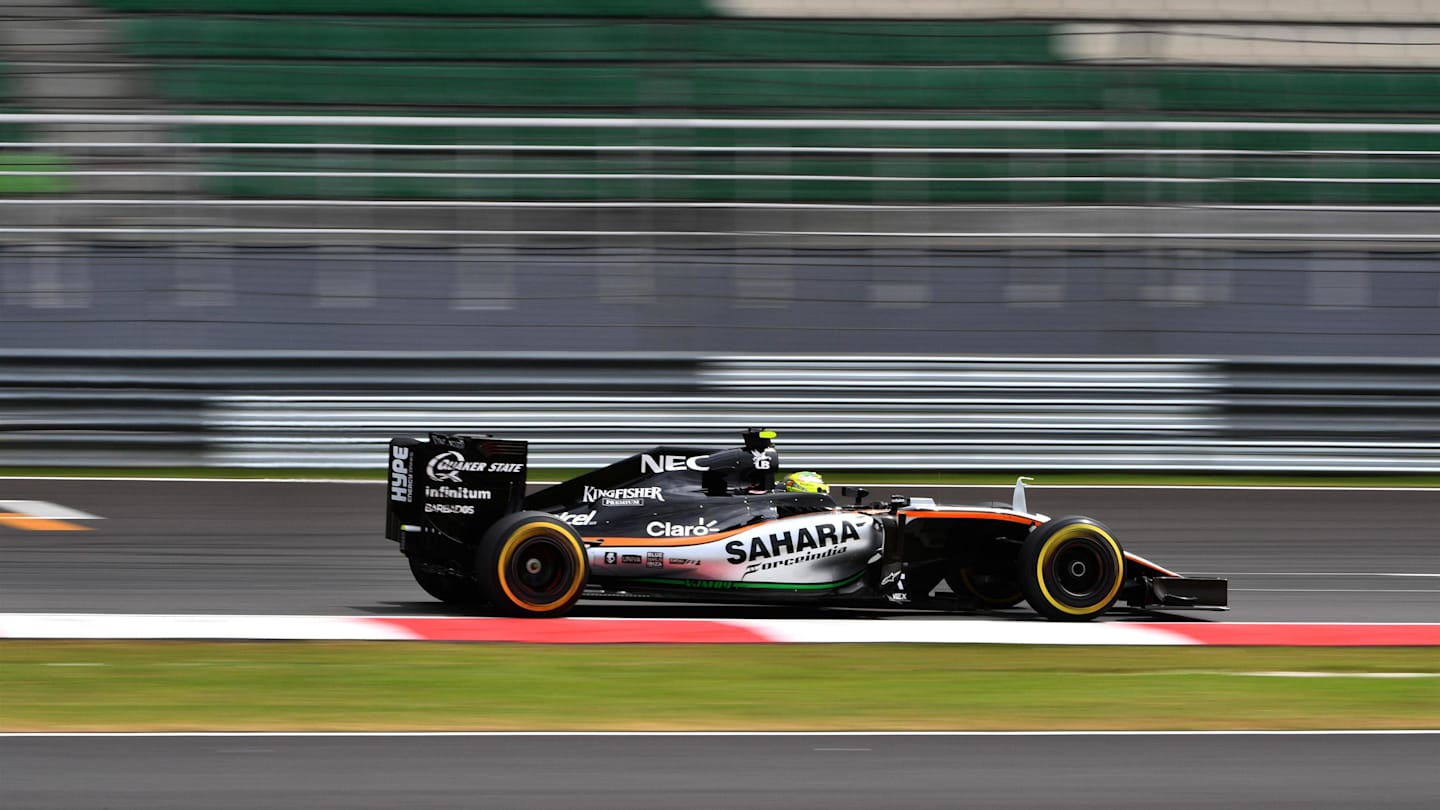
[0,614,415,641]
[3,730,1439,738]
[1228,573,1440,577]
[2,477,1440,492]
[0,500,103,520]
[0,476,379,484]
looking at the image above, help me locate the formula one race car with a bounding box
[385,429,1226,621]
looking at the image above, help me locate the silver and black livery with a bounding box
[386,429,1227,621]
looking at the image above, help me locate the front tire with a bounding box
[477,512,589,617]
[1018,517,1125,622]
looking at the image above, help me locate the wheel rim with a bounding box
[1045,536,1113,606]
[506,534,578,606]
[1054,543,1104,599]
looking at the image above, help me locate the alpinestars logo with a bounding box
[426,451,486,483]
[726,521,860,575]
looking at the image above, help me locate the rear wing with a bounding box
[385,433,528,544]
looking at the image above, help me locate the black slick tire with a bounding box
[1017,516,1125,622]
[946,566,1025,609]
[477,511,589,618]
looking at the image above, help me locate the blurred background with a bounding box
[1,0,1437,472]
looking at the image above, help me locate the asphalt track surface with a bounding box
[4,732,1438,809]
[3,480,1438,809]
[0,479,1437,622]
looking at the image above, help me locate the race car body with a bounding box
[386,430,1227,621]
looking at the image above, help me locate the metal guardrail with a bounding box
[2,352,1438,473]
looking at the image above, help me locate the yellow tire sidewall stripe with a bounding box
[1034,523,1124,616]
[496,521,587,613]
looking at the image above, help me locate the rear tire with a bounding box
[407,557,486,606]
[1018,517,1125,622]
[946,567,1024,609]
[477,512,589,618]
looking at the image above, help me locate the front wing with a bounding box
[1127,576,1228,610]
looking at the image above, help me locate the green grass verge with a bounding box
[3,642,1437,732]
[5,467,1440,487]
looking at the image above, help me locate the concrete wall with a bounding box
[2,244,1435,356]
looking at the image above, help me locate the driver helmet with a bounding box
[784,471,828,494]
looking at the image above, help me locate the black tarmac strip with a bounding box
[0,479,1436,622]
[3,732,1437,810]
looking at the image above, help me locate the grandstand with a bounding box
[88,0,1440,206]
[0,1,1435,356]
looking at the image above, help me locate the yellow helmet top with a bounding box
[783,471,828,494]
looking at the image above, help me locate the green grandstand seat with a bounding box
[118,17,1055,64]
[96,1,714,15]
[95,3,1440,205]
[148,63,1440,114]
